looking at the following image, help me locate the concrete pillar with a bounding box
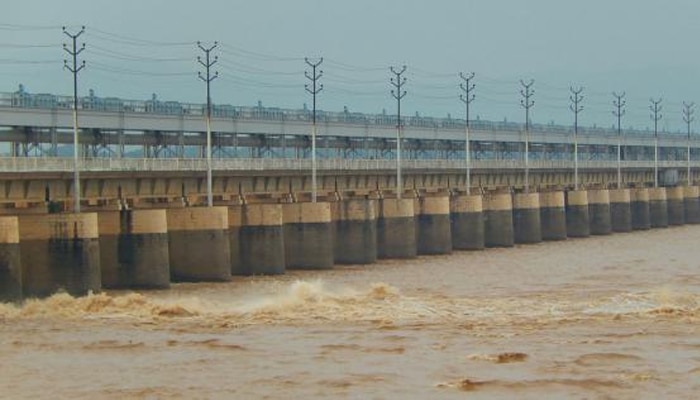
[450,194,485,250]
[513,192,542,244]
[609,189,632,233]
[377,198,417,259]
[97,210,170,289]
[683,186,700,224]
[283,202,334,270]
[229,204,285,275]
[666,186,685,226]
[331,199,377,264]
[415,196,452,255]
[18,213,101,298]
[539,191,567,241]
[588,189,612,235]
[483,193,514,248]
[648,188,669,228]
[631,188,651,230]
[0,217,22,302]
[565,191,590,238]
[166,207,231,282]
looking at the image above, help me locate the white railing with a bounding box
[1,157,698,173]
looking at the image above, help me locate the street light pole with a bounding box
[197,41,219,207]
[305,57,324,203]
[390,65,407,199]
[683,101,695,186]
[63,26,86,213]
[612,92,626,189]
[459,72,475,195]
[520,79,535,193]
[650,98,663,188]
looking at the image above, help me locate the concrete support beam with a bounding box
[631,188,651,230]
[666,186,685,226]
[648,188,669,228]
[683,186,700,224]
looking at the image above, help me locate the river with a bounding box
[1,226,699,399]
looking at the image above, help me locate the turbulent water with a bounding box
[2,226,700,399]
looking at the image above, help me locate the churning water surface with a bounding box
[1,226,700,399]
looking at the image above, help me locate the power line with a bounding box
[63,25,86,213]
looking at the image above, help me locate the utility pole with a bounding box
[390,65,407,199]
[63,26,86,214]
[650,98,663,188]
[520,79,535,193]
[198,41,218,207]
[683,101,695,186]
[612,92,626,189]
[459,72,475,195]
[305,57,323,203]
[570,87,584,190]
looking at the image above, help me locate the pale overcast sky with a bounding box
[2,0,700,131]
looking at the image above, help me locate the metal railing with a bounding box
[0,156,696,173]
[0,90,684,139]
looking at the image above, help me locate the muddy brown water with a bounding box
[1,226,700,399]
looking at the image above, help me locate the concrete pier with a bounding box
[18,213,101,298]
[588,189,612,235]
[483,193,514,248]
[331,199,377,264]
[98,210,170,289]
[512,192,542,244]
[631,188,651,230]
[683,186,700,224]
[539,191,567,241]
[450,194,485,250]
[666,186,685,226]
[0,217,22,302]
[283,202,334,269]
[229,204,285,275]
[565,191,590,238]
[609,189,632,233]
[415,196,452,255]
[166,207,231,282]
[648,188,669,228]
[377,198,417,259]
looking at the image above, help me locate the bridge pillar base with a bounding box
[484,193,514,248]
[684,187,700,224]
[0,216,22,302]
[566,191,590,238]
[649,188,669,228]
[450,194,484,250]
[588,190,612,235]
[377,198,417,259]
[415,196,452,255]
[539,191,567,241]
[610,189,632,233]
[230,204,285,275]
[332,199,377,265]
[666,187,685,226]
[283,202,334,270]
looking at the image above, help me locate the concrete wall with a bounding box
[484,193,514,247]
[166,207,231,281]
[331,199,377,264]
[0,216,22,302]
[631,188,651,230]
[18,213,101,298]
[377,198,417,259]
[539,191,567,241]
[565,191,590,238]
[648,188,669,228]
[609,189,632,233]
[283,202,334,269]
[98,209,170,289]
[450,195,485,250]
[513,193,542,244]
[666,186,685,226]
[684,186,700,224]
[588,190,612,235]
[415,196,452,255]
[230,204,285,275]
